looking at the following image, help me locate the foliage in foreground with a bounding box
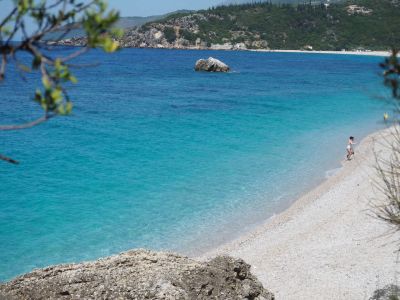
[374,50,400,230]
[0,0,120,163]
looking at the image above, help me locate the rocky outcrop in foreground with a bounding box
[370,285,400,300]
[195,57,230,72]
[0,249,274,300]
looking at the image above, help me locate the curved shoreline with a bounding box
[250,49,391,57]
[47,42,391,57]
[201,127,399,299]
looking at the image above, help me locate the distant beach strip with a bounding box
[252,49,391,57]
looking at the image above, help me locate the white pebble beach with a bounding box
[202,127,400,299]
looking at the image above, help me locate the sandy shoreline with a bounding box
[251,49,391,57]
[201,127,399,299]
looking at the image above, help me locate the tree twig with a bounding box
[0,114,53,131]
[0,154,19,164]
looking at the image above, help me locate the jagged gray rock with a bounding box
[370,284,400,300]
[195,57,230,72]
[0,249,274,300]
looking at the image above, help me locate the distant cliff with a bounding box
[44,10,193,41]
[52,0,400,51]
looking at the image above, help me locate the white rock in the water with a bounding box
[195,57,230,72]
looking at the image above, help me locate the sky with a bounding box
[0,0,223,39]
[0,0,223,19]
[108,0,222,17]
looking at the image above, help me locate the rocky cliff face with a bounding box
[0,250,275,300]
[51,1,400,52]
[51,12,269,51]
[121,13,268,50]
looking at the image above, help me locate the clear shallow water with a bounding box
[0,49,388,281]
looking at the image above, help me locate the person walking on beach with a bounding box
[346,136,356,160]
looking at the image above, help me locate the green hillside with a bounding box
[138,0,400,50]
[223,0,343,5]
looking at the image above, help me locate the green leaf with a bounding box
[40,102,48,110]
[54,58,62,70]
[50,88,62,103]
[18,64,31,73]
[0,26,12,36]
[111,28,124,38]
[103,38,119,53]
[57,105,66,115]
[32,56,42,70]
[69,75,78,84]
[65,102,73,114]
[42,76,51,90]
[34,89,42,102]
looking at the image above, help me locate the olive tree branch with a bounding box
[0,0,121,164]
[0,114,54,131]
[0,154,19,164]
[0,7,17,33]
[0,53,6,80]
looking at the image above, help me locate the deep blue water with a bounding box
[0,49,388,281]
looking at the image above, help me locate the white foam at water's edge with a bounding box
[325,167,343,179]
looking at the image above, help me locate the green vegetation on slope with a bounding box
[144,0,400,50]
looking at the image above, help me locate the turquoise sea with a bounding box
[0,49,388,281]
